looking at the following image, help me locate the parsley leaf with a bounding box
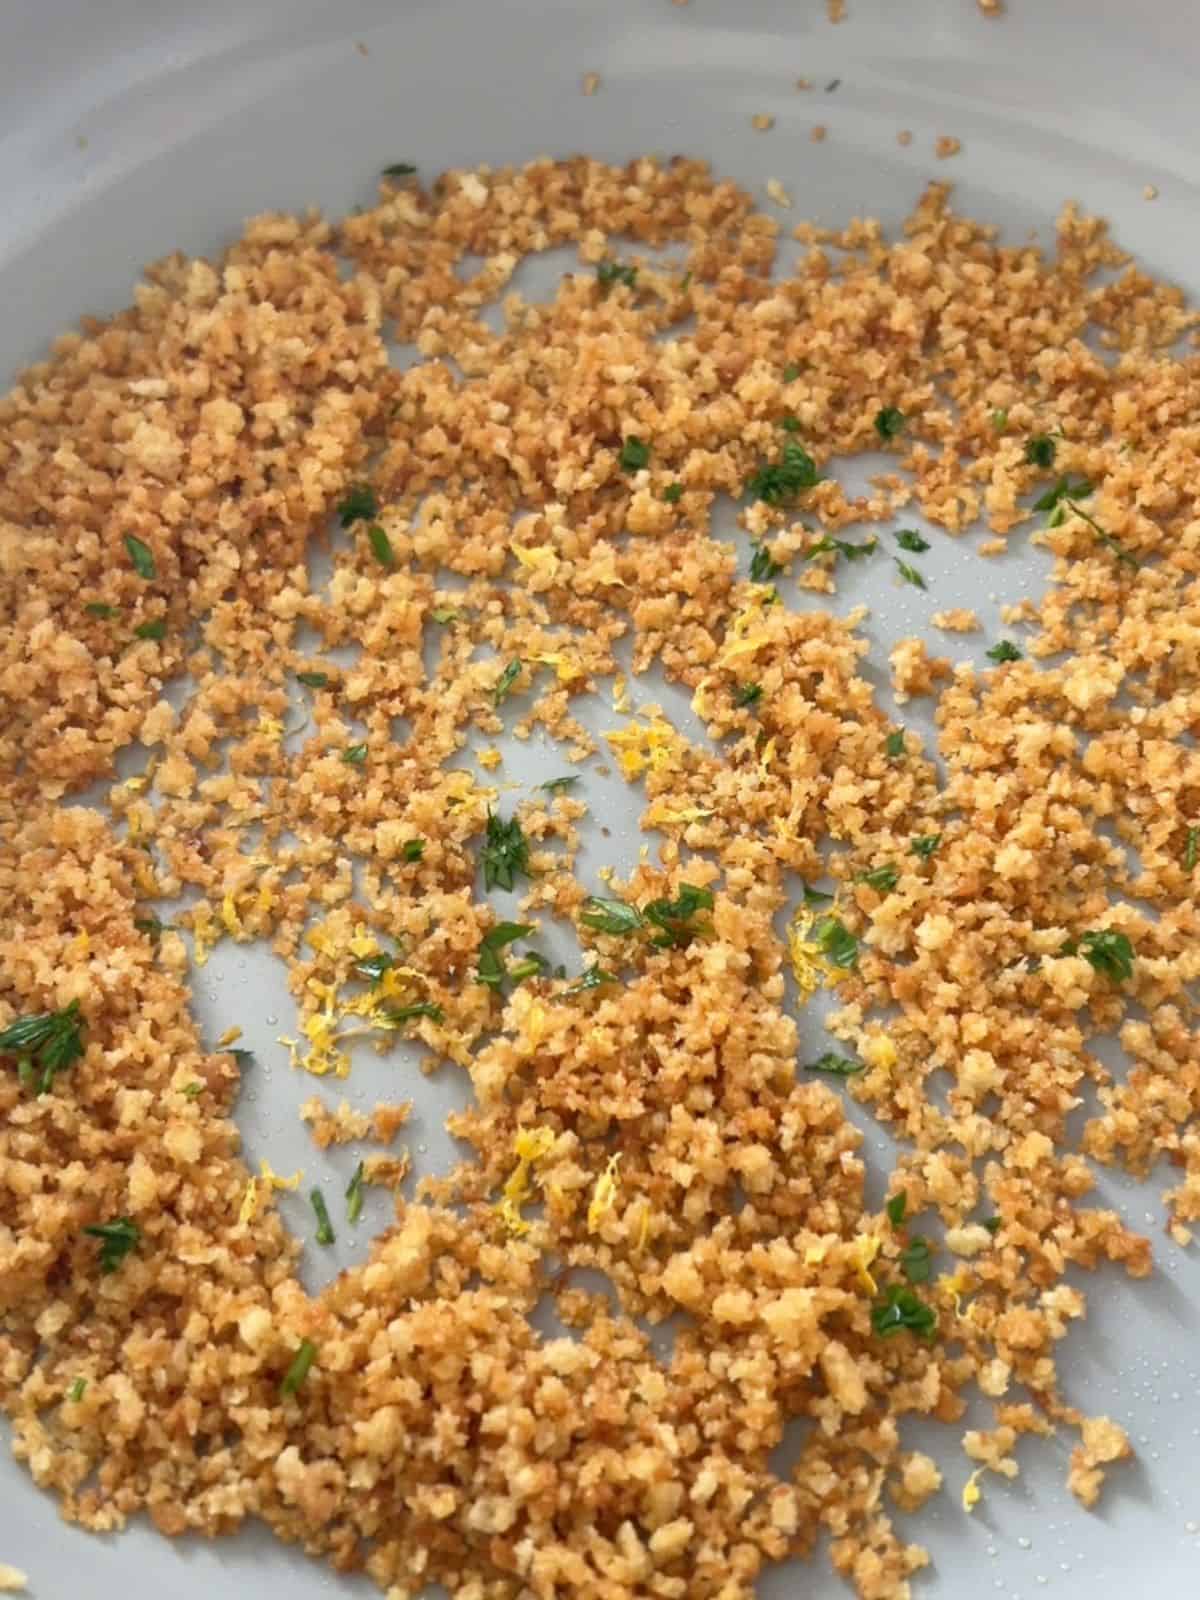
[382,162,417,177]
[540,775,579,793]
[806,536,876,563]
[384,1001,444,1025]
[182,1081,203,1099]
[367,524,394,568]
[67,1378,87,1403]
[336,484,378,527]
[815,915,858,969]
[1025,434,1057,469]
[134,618,166,641]
[982,1215,1002,1235]
[642,884,714,948]
[802,884,834,906]
[1186,826,1199,872]
[619,436,651,472]
[871,1283,937,1340]
[476,921,537,989]
[1064,499,1139,568]
[580,896,644,936]
[805,1052,863,1076]
[746,440,820,504]
[494,659,522,706]
[885,730,906,760]
[910,834,941,860]
[782,363,801,382]
[83,1216,139,1275]
[296,671,329,688]
[1034,474,1092,514]
[597,261,637,292]
[780,414,801,433]
[230,1048,255,1069]
[343,743,368,766]
[663,482,684,504]
[431,606,459,624]
[749,543,783,583]
[991,408,1008,432]
[736,682,763,708]
[134,916,166,939]
[481,810,530,892]
[874,407,906,440]
[402,838,425,862]
[124,534,156,580]
[566,966,616,995]
[280,1338,318,1398]
[0,1000,86,1096]
[310,1190,336,1246]
[899,1236,933,1284]
[986,640,1022,663]
[1071,929,1134,984]
[894,558,926,589]
[857,863,899,893]
[85,602,119,619]
[355,951,394,985]
[886,1191,908,1227]
[346,1162,365,1224]
[895,528,929,553]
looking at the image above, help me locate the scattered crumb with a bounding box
[364,1151,412,1190]
[827,0,847,20]
[766,178,793,208]
[581,71,601,96]
[371,1101,414,1145]
[752,114,776,132]
[300,1098,371,1149]
[355,40,368,57]
[897,129,913,147]
[811,124,828,143]
[890,637,953,702]
[1068,1417,1132,1507]
[932,609,981,633]
[75,133,88,151]
[1144,184,1159,201]
[936,136,963,160]
[0,1568,26,1595]
[978,0,1004,12]
[795,78,813,91]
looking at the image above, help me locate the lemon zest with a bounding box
[510,541,559,577]
[612,675,631,713]
[937,1270,972,1318]
[216,1025,242,1047]
[191,903,220,968]
[587,1153,622,1234]
[861,1033,898,1073]
[636,1203,651,1253]
[854,1234,881,1295]
[257,716,285,741]
[604,714,678,782]
[238,1178,259,1226]
[962,1468,984,1513]
[787,905,834,999]
[758,736,777,775]
[260,1159,302,1193]
[497,1126,556,1236]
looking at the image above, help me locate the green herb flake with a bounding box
[663,482,684,504]
[355,952,394,985]
[493,659,522,706]
[134,618,167,641]
[134,916,165,939]
[1186,826,1199,872]
[402,838,425,863]
[871,1283,937,1341]
[643,883,714,949]
[343,743,368,767]
[384,1000,445,1025]
[894,558,926,589]
[67,1378,87,1403]
[991,408,1009,432]
[982,1215,1002,1235]
[746,440,820,504]
[780,414,801,433]
[1064,499,1139,569]
[618,436,651,473]
[802,884,834,906]
[1024,434,1057,469]
[124,534,156,580]
[1034,474,1092,514]
[805,1051,863,1076]
[983,641,1025,669]
[874,407,906,441]
[346,1162,366,1225]
[899,1236,934,1284]
[431,606,459,624]
[481,810,531,892]
[782,363,801,382]
[382,162,417,177]
[83,1216,140,1275]
[85,602,119,619]
[885,730,906,760]
[815,915,858,969]
[230,1048,255,1069]
[540,775,579,794]
[580,896,644,936]
[895,528,930,553]
[749,543,783,583]
[311,1190,336,1247]
[805,536,876,563]
[182,1082,203,1099]
[886,1191,908,1227]
[367,523,394,568]
[597,260,638,292]
[566,966,616,995]
[857,863,899,894]
[910,833,942,861]
[736,682,763,708]
[280,1338,318,1398]
[1074,929,1134,985]
[0,1000,86,1096]
[476,921,537,989]
[336,484,379,527]
[296,671,330,688]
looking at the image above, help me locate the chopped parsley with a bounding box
[336,484,378,527]
[736,682,763,708]
[280,1338,318,1398]
[134,916,166,939]
[566,966,616,995]
[596,261,637,292]
[857,863,899,893]
[885,730,906,760]
[182,1082,203,1099]
[381,162,417,177]
[1034,474,1092,515]
[643,883,714,948]
[67,1378,87,1403]
[899,1236,933,1284]
[493,659,522,706]
[982,1215,1003,1236]
[310,1190,336,1246]
[0,1000,86,1096]
[1065,499,1139,568]
[85,601,119,619]
[230,1048,255,1070]
[886,1191,908,1227]
[402,838,425,863]
[384,1000,445,1025]
[1068,929,1134,984]
[802,884,834,906]
[895,528,929,553]
[910,833,941,860]
[874,407,906,440]
[83,1216,139,1275]
[805,1052,863,1076]
[346,1162,365,1225]
[481,810,530,892]
[749,543,783,583]
[780,414,801,433]
[746,440,820,504]
[782,363,801,382]
[431,606,459,624]
[476,921,538,989]
[134,618,166,641]
[1024,434,1057,469]
[894,558,926,589]
[540,775,579,793]
[1186,826,1199,871]
[343,743,368,766]
[618,436,651,472]
[991,408,1009,432]
[124,534,156,580]
[367,524,394,568]
[296,671,329,688]
[986,640,1023,663]
[355,951,394,985]
[806,536,876,563]
[663,482,684,504]
[871,1283,937,1340]
[579,896,644,936]
[815,914,858,969]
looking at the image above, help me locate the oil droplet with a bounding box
[986,1546,998,1558]
[1186,1521,1199,1535]
[1060,1565,1071,1575]
[1017,1537,1032,1550]
[1035,1578,1048,1587]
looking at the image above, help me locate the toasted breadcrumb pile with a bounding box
[1,155,1198,1600]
